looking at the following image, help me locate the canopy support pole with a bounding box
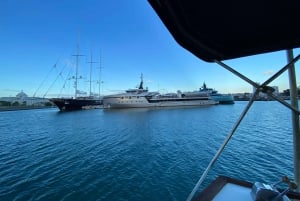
[186,90,258,201]
[287,49,300,192]
[215,56,300,114]
[187,52,300,200]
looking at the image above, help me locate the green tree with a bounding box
[0,101,11,106]
[44,102,53,106]
[12,101,20,106]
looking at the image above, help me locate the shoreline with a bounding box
[0,106,55,112]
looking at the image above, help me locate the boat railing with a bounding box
[186,52,300,201]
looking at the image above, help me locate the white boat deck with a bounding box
[194,176,300,201]
[212,183,252,201]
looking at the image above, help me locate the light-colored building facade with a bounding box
[0,91,50,106]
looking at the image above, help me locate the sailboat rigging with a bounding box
[49,46,102,111]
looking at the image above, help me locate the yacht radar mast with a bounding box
[139,73,144,90]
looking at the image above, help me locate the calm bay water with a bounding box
[0,101,296,201]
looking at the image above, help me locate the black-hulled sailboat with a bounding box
[49,48,102,111]
[50,96,102,111]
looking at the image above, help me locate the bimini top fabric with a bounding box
[148,0,300,62]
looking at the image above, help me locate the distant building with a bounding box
[16,91,28,99]
[0,91,51,106]
[233,93,252,101]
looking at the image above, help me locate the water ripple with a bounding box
[0,102,296,201]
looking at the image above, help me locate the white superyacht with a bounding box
[102,74,218,109]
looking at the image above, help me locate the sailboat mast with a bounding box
[99,52,102,99]
[89,53,93,97]
[287,49,300,192]
[88,52,98,97]
[72,45,84,99]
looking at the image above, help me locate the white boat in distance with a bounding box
[183,82,235,104]
[102,74,218,109]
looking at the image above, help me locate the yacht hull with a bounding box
[103,96,218,109]
[211,95,235,104]
[49,98,102,111]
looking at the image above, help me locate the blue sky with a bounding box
[0,0,299,98]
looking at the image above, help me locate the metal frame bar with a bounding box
[215,55,300,114]
[217,52,300,190]
[186,91,258,201]
[187,51,300,200]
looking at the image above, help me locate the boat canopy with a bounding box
[148,0,300,198]
[148,0,300,62]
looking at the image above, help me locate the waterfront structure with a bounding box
[0,91,50,107]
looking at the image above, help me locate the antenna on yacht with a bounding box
[139,73,144,89]
[203,82,206,90]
